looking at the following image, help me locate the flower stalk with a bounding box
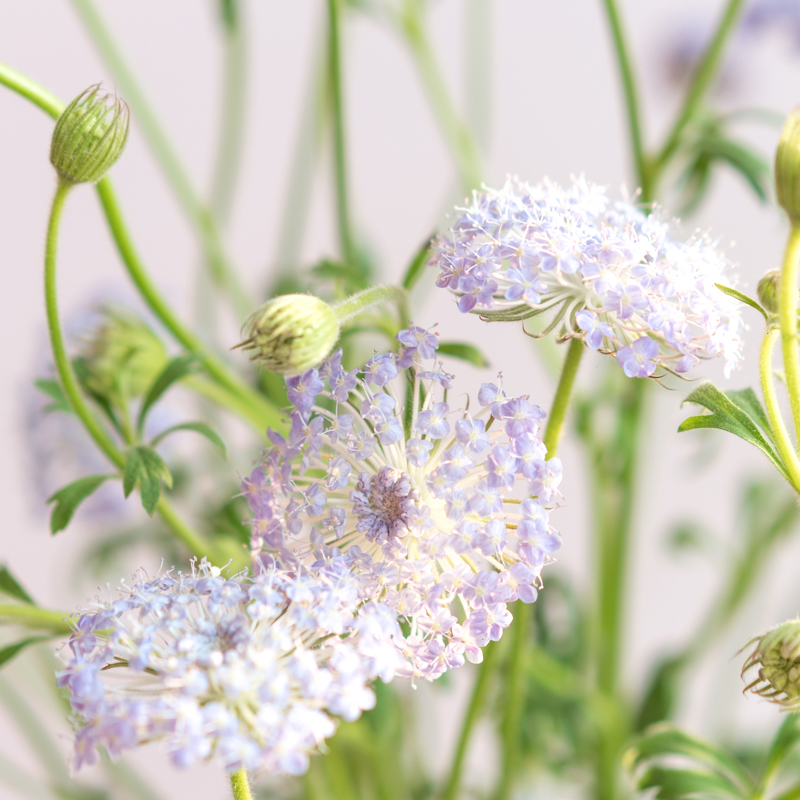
[779,224,800,445]
[230,768,253,800]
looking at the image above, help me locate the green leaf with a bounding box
[635,658,686,731]
[703,136,771,203]
[0,566,34,605]
[47,475,115,535]
[137,354,199,436]
[123,446,173,515]
[636,765,744,800]
[310,258,369,290]
[150,421,226,458]
[678,382,788,481]
[714,284,768,321]
[0,637,51,670]
[437,342,490,368]
[401,234,434,291]
[34,378,71,414]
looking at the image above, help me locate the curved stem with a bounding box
[654,0,745,174]
[68,0,250,318]
[543,338,585,455]
[230,768,253,800]
[760,325,800,491]
[0,604,72,634]
[328,0,357,269]
[45,183,219,561]
[780,225,800,444]
[0,62,62,118]
[333,285,408,323]
[599,0,649,197]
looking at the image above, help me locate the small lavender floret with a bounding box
[430,177,744,378]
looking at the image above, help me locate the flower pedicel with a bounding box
[244,327,564,680]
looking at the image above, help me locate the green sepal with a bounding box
[150,421,226,458]
[0,565,35,605]
[137,354,199,436]
[714,283,768,321]
[678,382,788,481]
[123,446,173,515]
[401,235,434,291]
[34,378,71,414]
[47,474,116,535]
[437,342,490,368]
[0,637,51,670]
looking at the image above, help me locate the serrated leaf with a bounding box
[0,566,34,605]
[124,446,172,515]
[401,234,434,291]
[437,342,490,368]
[47,475,115,535]
[714,284,768,321]
[636,765,744,800]
[0,637,50,670]
[627,724,751,791]
[150,421,226,458]
[137,354,199,436]
[34,378,71,414]
[678,382,788,481]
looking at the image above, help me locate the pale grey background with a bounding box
[1,1,800,797]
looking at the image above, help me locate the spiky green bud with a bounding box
[81,309,168,401]
[742,619,800,710]
[235,294,339,375]
[758,270,780,315]
[776,108,800,222]
[50,85,130,184]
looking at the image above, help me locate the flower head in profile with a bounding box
[243,327,563,681]
[429,177,743,378]
[58,558,401,775]
[742,618,800,710]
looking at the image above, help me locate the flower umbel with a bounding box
[742,619,800,710]
[58,558,401,775]
[243,328,564,680]
[430,177,743,378]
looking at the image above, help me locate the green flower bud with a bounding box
[235,294,340,375]
[757,269,780,315]
[50,85,130,184]
[742,618,800,710]
[776,107,800,222]
[81,309,168,401]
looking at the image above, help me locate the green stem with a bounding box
[68,0,251,318]
[402,5,483,191]
[543,338,585,455]
[441,642,497,800]
[0,605,72,634]
[328,0,357,269]
[599,0,649,197]
[0,61,282,434]
[333,285,408,323]
[780,224,800,444]
[760,325,800,491]
[230,768,253,800]
[654,0,745,175]
[45,183,219,561]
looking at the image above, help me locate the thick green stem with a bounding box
[654,0,745,175]
[780,225,800,444]
[402,6,482,191]
[68,0,250,318]
[333,285,408,323]
[599,0,649,197]
[0,605,72,634]
[328,0,357,269]
[760,325,800,491]
[543,338,585,455]
[230,768,253,800]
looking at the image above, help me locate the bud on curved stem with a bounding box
[50,84,129,184]
[743,619,800,709]
[758,270,780,316]
[234,285,407,375]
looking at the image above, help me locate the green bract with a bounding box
[776,107,800,222]
[50,84,129,184]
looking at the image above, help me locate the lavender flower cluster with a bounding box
[58,558,401,775]
[430,177,743,378]
[243,327,563,681]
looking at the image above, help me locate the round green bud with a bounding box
[235,294,340,375]
[82,309,168,401]
[742,618,800,710]
[776,107,800,222]
[757,269,780,315]
[50,84,130,184]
